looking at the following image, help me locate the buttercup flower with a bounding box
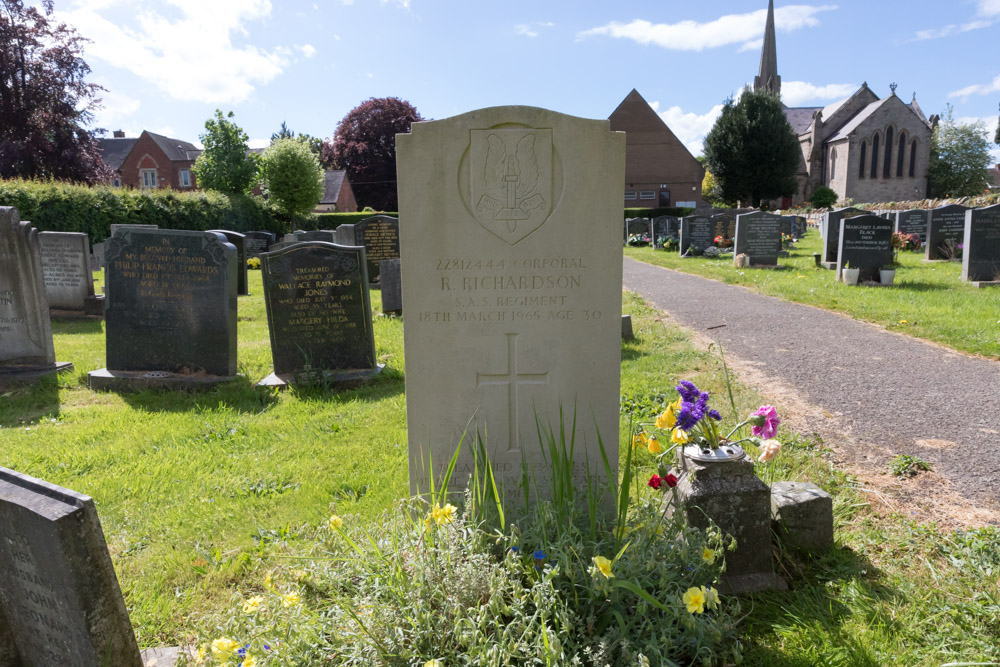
[425,660,442,667]
[648,474,663,490]
[242,595,264,614]
[328,514,344,530]
[758,440,782,462]
[646,436,662,455]
[665,472,679,488]
[431,503,457,525]
[750,405,780,439]
[242,654,257,667]
[671,429,690,445]
[281,591,301,607]
[211,637,239,661]
[683,586,706,614]
[593,555,614,579]
[703,586,720,610]
[702,547,716,564]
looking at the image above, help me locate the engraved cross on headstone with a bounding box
[476,332,549,452]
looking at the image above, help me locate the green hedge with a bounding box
[624,206,695,219]
[0,179,283,243]
[314,212,398,229]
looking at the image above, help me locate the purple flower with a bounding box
[751,405,780,439]
[708,409,722,421]
[674,381,713,430]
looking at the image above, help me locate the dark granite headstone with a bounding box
[91,229,237,390]
[39,231,101,315]
[0,208,73,386]
[297,230,335,243]
[680,215,714,255]
[794,216,807,238]
[380,258,402,314]
[259,242,383,386]
[243,231,275,259]
[711,212,737,240]
[779,215,794,237]
[208,230,249,296]
[734,212,782,266]
[109,224,157,238]
[926,204,969,260]
[962,205,1000,284]
[336,216,400,284]
[836,215,894,282]
[821,207,865,267]
[651,215,679,245]
[894,209,927,242]
[624,218,651,244]
[0,466,143,666]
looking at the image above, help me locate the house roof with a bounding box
[784,106,821,135]
[320,170,349,204]
[145,131,201,161]
[97,137,139,171]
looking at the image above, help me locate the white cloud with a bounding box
[948,74,1000,99]
[90,85,141,130]
[298,44,317,58]
[59,0,292,104]
[782,81,856,105]
[577,4,837,51]
[739,38,763,53]
[652,102,725,157]
[979,0,1000,16]
[515,22,555,38]
[913,18,994,40]
[247,137,270,149]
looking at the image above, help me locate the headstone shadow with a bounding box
[287,373,404,404]
[118,376,279,414]
[0,376,61,426]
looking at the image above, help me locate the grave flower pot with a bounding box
[879,269,896,286]
[843,268,860,285]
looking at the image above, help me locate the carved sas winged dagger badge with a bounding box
[470,129,552,245]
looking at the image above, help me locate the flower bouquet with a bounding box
[714,235,734,249]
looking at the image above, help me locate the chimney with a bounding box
[113,130,125,138]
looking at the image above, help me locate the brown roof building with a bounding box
[315,170,358,213]
[98,130,201,190]
[609,89,705,209]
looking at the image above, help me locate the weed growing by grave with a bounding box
[889,454,933,477]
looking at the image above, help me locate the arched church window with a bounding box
[883,127,894,178]
[909,139,917,177]
[871,133,880,179]
[897,131,907,177]
[830,148,837,181]
[859,141,867,178]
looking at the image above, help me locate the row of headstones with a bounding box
[820,204,1000,285]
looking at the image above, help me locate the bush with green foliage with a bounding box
[260,139,325,219]
[623,206,695,219]
[193,110,260,195]
[928,106,992,197]
[808,186,839,209]
[0,179,281,242]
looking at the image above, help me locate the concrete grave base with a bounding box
[0,362,73,388]
[771,481,834,555]
[749,264,789,270]
[970,280,1000,288]
[820,261,837,270]
[88,368,238,392]
[257,364,385,389]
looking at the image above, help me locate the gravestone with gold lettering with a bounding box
[0,208,73,387]
[397,106,625,502]
[258,242,382,387]
[89,228,237,391]
[336,215,400,285]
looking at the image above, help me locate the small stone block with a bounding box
[141,646,181,666]
[770,481,834,554]
[621,314,634,341]
[970,281,1000,288]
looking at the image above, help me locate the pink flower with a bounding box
[751,405,780,440]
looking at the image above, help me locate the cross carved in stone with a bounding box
[476,332,549,452]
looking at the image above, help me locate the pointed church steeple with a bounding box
[754,0,781,97]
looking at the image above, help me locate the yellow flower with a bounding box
[670,429,690,445]
[423,514,432,530]
[702,547,716,564]
[424,660,442,667]
[646,436,662,455]
[210,637,239,661]
[656,400,680,430]
[431,503,457,525]
[242,595,264,614]
[243,654,257,667]
[328,514,344,530]
[194,645,208,665]
[703,586,720,610]
[898,319,907,324]
[632,432,648,449]
[593,555,614,579]
[281,591,301,607]
[683,586,706,614]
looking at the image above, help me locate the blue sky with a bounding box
[57,0,1000,161]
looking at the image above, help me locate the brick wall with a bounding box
[118,133,198,190]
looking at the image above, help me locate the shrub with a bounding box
[624,206,695,219]
[260,139,325,218]
[808,186,838,209]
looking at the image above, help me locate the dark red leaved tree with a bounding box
[0,0,111,183]
[332,97,423,211]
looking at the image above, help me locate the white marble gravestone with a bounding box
[38,231,101,314]
[397,106,625,502]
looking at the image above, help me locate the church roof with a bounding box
[784,107,821,135]
[824,97,893,143]
[909,96,929,125]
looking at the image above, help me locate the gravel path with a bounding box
[623,257,1000,513]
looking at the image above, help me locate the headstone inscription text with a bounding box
[349,216,400,283]
[836,215,894,281]
[895,209,927,242]
[962,205,1000,283]
[38,232,94,312]
[680,216,714,255]
[734,212,782,266]
[926,204,969,260]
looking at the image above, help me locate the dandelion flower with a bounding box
[683,586,706,614]
[593,555,614,579]
[242,595,264,614]
[281,591,301,607]
[328,514,344,530]
[210,637,239,661]
[702,547,716,564]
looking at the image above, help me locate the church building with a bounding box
[755,0,935,205]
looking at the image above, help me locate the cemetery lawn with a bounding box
[0,277,996,664]
[624,232,1000,360]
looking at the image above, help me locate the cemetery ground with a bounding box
[1,272,998,664]
[624,231,1000,360]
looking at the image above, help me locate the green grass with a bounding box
[625,232,1000,359]
[1,275,997,663]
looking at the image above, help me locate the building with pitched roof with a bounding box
[315,170,358,213]
[753,0,934,205]
[98,130,201,190]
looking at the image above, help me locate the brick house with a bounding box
[315,170,358,213]
[98,130,201,190]
[609,89,705,209]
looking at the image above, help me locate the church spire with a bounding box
[754,0,781,97]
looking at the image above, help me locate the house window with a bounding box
[896,132,907,177]
[180,170,191,187]
[624,190,637,201]
[112,176,121,188]
[659,190,671,207]
[883,127,893,178]
[639,190,656,200]
[870,133,880,179]
[859,141,867,178]
[140,168,158,188]
[909,139,917,177]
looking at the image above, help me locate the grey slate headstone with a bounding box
[208,230,249,296]
[679,215,714,255]
[926,204,969,260]
[962,205,1000,283]
[836,215,894,282]
[338,216,400,284]
[109,224,157,238]
[0,466,143,666]
[710,212,736,240]
[734,212,782,266]
[243,231,275,259]
[894,209,927,243]
[379,258,402,314]
[821,207,864,266]
[651,216,679,245]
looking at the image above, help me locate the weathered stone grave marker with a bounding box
[821,207,864,268]
[895,209,927,243]
[962,204,1000,286]
[926,204,969,260]
[208,229,249,296]
[38,231,104,316]
[89,228,237,391]
[335,216,400,284]
[397,106,624,501]
[259,242,382,387]
[836,214,894,282]
[734,211,782,266]
[680,215,714,255]
[0,208,73,386]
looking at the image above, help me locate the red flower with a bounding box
[665,473,679,488]
[647,474,663,490]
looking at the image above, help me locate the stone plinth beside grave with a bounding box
[258,242,383,388]
[674,445,786,594]
[208,230,249,296]
[0,208,73,387]
[836,215,894,283]
[89,229,238,392]
[621,314,634,341]
[39,231,104,318]
[380,258,402,314]
[925,204,969,261]
[770,481,834,555]
[734,212,782,267]
[962,205,1000,287]
[397,106,624,505]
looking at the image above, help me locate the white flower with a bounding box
[758,440,782,462]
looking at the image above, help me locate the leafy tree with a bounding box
[260,138,324,219]
[808,186,838,209]
[332,97,424,210]
[703,87,800,207]
[0,0,109,183]
[270,121,324,159]
[192,110,258,195]
[928,106,992,197]
[271,121,295,143]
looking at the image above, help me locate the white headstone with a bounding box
[38,232,95,311]
[397,106,625,502]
